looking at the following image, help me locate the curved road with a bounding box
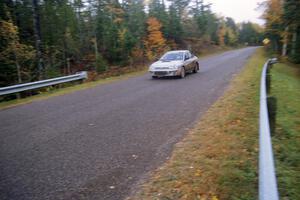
[0,47,257,200]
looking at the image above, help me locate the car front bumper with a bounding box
[149,69,181,77]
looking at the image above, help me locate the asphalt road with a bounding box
[0,47,257,200]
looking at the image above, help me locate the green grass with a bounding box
[127,49,267,200]
[270,62,300,199]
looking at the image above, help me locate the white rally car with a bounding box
[149,50,199,79]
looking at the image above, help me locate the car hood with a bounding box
[151,60,183,69]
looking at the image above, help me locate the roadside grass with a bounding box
[127,48,266,200]
[0,46,233,110]
[197,46,246,59]
[270,62,300,199]
[197,46,233,58]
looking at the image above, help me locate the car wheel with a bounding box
[180,67,185,78]
[152,76,158,79]
[193,63,199,73]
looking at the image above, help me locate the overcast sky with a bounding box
[207,0,266,25]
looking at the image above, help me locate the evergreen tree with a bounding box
[123,0,146,45]
[239,22,263,45]
[166,0,191,43]
[206,12,219,43]
[32,0,44,80]
[167,4,183,43]
[148,0,168,37]
[225,17,237,34]
[283,0,300,63]
[171,0,190,15]
[190,0,211,37]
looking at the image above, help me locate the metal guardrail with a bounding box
[0,71,88,96]
[259,58,279,200]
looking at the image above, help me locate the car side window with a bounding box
[184,53,189,60]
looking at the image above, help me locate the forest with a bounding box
[263,0,300,64]
[0,0,279,87]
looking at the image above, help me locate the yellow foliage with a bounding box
[106,4,124,24]
[118,28,127,44]
[217,24,226,46]
[225,27,238,45]
[263,38,271,45]
[211,196,219,200]
[131,47,143,58]
[262,0,283,35]
[144,17,166,60]
[0,20,18,42]
[0,20,35,66]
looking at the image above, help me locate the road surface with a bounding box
[0,47,257,200]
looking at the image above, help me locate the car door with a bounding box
[184,52,192,71]
[188,51,196,70]
[189,52,197,69]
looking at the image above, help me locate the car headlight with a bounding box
[169,65,177,70]
[149,65,154,71]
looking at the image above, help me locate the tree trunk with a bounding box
[15,59,22,84]
[32,0,44,80]
[88,0,100,72]
[67,58,71,75]
[13,47,22,99]
[63,39,68,74]
[282,26,288,56]
[77,4,84,60]
[291,29,297,56]
[94,36,99,71]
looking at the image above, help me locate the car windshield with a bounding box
[160,52,184,62]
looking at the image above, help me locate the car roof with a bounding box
[165,50,189,54]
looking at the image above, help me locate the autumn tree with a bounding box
[217,23,226,46]
[0,19,34,86]
[262,0,284,52]
[260,0,300,63]
[96,0,133,65]
[224,27,238,46]
[149,0,168,37]
[144,17,167,60]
